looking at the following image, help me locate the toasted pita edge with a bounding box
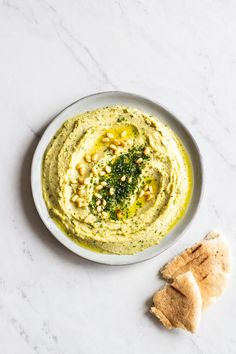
[150,306,173,330]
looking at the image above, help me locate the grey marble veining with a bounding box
[0,1,236,353]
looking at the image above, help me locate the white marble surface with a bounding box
[0,1,236,353]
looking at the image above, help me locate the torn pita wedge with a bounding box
[150,271,202,333]
[161,231,231,308]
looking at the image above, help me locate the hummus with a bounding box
[42,106,192,255]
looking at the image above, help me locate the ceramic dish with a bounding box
[31,91,203,265]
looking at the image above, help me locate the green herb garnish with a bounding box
[89,145,149,220]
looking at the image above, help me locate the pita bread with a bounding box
[161,231,231,308]
[150,271,202,332]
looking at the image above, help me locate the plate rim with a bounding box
[31,90,204,265]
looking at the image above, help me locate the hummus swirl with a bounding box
[42,106,192,255]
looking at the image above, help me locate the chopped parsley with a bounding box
[89,145,150,220]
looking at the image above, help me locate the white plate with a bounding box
[31,91,203,265]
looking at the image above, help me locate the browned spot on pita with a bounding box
[201,273,209,281]
[199,256,208,265]
[191,244,202,254]
[170,285,186,297]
